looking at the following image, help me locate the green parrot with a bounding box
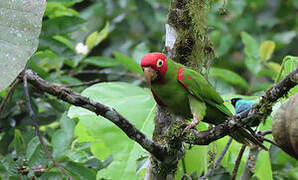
[140,52,266,149]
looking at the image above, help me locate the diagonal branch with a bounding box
[183,67,297,145]
[22,69,167,161]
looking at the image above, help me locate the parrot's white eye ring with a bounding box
[157,59,163,67]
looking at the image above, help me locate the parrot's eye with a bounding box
[156,59,163,67]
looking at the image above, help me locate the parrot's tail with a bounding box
[231,128,268,151]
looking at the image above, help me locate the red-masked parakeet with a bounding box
[140,53,266,149]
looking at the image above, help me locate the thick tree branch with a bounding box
[22,69,167,161]
[183,67,297,145]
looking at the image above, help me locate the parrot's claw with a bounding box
[182,121,198,134]
[182,115,200,134]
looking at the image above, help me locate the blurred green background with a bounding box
[0,0,297,179]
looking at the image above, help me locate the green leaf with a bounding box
[40,171,65,180]
[210,68,249,89]
[84,56,120,67]
[175,146,209,179]
[68,82,155,179]
[85,22,109,50]
[132,43,150,63]
[73,121,110,161]
[52,113,75,159]
[45,2,79,18]
[61,161,96,180]
[0,0,46,92]
[26,137,50,168]
[12,129,26,156]
[135,0,157,30]
[260,40,275,61]
[30,50,62,73]
[241,31,259,58]
[67,150,89,163]
[213,137,247,178]
[0,156,19,177]
[39,37,75,57]
[245,57,262,75]
[254,151,273,180]
[275,56,298,83]
[241,32,262,74]
[47,0,83,7]
[265,62,281,73]
[283,56,298,75]
[41,16,85,37]
[113,52,144,75]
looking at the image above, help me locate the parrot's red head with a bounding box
[140,53,168,85]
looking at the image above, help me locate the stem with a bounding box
[232,145,246,180]
[23,74,72,180]
[0,79,20,117]
[200,137,233,180]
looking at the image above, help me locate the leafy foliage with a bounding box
[0,0,297,179]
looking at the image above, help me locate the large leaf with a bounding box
[26,136,50,168]
[175,146,209,179]
[68,82,155,179]
[113,52,144,75]
[83,56,120,67]
[254,151,273,180]
[0,0,46,92]
[61,161,97,180]
[85,22,109,50]
[12,129,26,157]
[241,32,259,58]
[241,32,261,74]
[210,67,249,89]
[41,16,85,37]
[275,56,298,95]
[51,113,75,159]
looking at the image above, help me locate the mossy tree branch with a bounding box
[180,67,298,145]
[22,69,167,162]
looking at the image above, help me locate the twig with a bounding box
[72,70,145,81]
[23,73,72,180]
[200,137,233,180]
[263,137,279,147]
[183,67,297,146]
[240,146,259,180]
[0,79,20,117]
[232,145,246,180]
[181,174,192,180]
[64,79,101,88]
[257,130,272,136]
[256,130,279,147]
[23,69,166,161]
[182,158,187,174]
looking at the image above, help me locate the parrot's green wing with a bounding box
[177,66,232,117]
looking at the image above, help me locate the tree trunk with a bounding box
[146,0,215,179]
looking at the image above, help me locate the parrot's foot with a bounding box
[182,115,200,134]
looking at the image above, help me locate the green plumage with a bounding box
[151,57,265,148]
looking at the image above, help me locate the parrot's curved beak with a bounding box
[143,67,157,85]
